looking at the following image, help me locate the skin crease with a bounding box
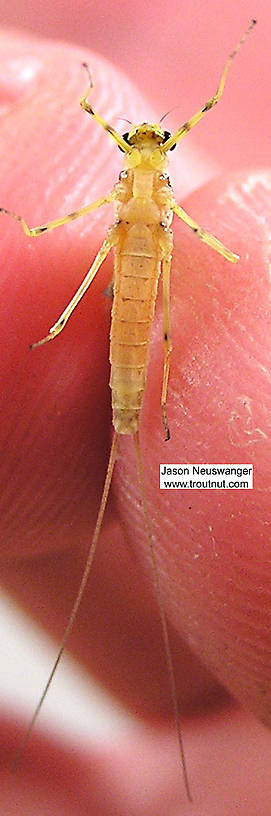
[0,28,271,816]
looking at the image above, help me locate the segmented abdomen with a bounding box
[110,223,161,434]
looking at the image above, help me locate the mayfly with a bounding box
[1,19,256,801]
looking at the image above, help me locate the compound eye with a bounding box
[163,130,176,151]
[118,131,130,152]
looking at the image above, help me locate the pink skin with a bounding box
[0,0,267,170]
[1,28,271,815]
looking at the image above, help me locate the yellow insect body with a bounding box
[0,20,256,801]
[110,138,173,434]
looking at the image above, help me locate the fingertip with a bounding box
[115,168,271,723]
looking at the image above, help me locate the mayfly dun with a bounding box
[1,19,256,801]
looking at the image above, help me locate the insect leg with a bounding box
[159,226,174,440]
[31,225,119,349]
[80,64,131,154]
[103,277,114,299]
[0,194,114,237]
[161,19,256,152]
[173,202,239,262]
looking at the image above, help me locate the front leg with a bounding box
[161,20,256,152]
[80,63,131,154]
